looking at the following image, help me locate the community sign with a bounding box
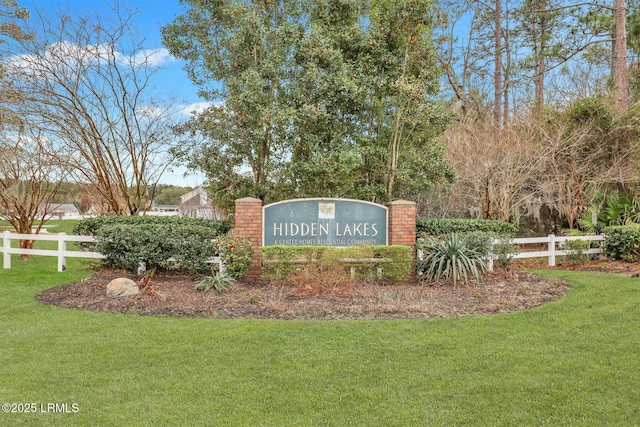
[263,198,388,246]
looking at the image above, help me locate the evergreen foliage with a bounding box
[416,218,517,237]
[161,0,455,209]
[417,233,488,286]
[602,224,640,262]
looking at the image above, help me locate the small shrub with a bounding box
[603,224,640,262]
[491,235,519,269]
[219,235,254,278]
[563,239,591,265]
[418,233,488,286]
[194,270,236,293]
[373,246,413,282]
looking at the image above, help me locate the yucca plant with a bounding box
[418,233,488,286]
[194,269,236,293]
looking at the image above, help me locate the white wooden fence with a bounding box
[2,231,104,272]
[486,234,604,271]
[2,230,604,273]
[1,230,222,273]
[416,234,604,271]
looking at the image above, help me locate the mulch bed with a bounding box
[36,257,640,320]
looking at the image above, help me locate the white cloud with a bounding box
[129,48,174,67]
[177,102,213,117]
[137,105,170,119]
[5,41,175,75]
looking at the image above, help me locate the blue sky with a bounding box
[22,0,207,187]
[24,0,201,104]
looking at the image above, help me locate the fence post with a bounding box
[548,234,556,267]
[57,233,67,272]
[487,239,496,272]
[3,230,10,269]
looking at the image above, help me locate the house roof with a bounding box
[180,186,208,205]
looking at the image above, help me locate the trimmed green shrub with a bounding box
[417,233,488,286]
[74,215,231,249]
[260,246,327,280]
[373,246,413,282]
[603,224,640,262]
[416,218,517,237]
[260,245,412,283]
[94,223,219,274]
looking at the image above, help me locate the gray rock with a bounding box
[106,278,140,297]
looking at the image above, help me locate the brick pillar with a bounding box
[387,200,417,279]
[234,197,263,276]
[386,200,417,248]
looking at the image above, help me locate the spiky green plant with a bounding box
[419,233,488,286]
[194,269,236,293]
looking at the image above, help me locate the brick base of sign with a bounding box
[386,200,417,249]
[234,197,263,276]
[234,198,417,277]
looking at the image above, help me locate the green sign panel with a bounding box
[263,198,388,246]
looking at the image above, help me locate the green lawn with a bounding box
[1,250,639,425]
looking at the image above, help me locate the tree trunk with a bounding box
[19,238,34,261]
[613,0,629,110]
[534,0,547,114]
[493,0,503,128]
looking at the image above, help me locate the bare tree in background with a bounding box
[4,6,179,215]
[0,126,68,258]
[444,118,547,223]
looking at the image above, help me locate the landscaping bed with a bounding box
[37,267,574,320]
[38,256,640,320]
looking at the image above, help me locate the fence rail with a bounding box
[1,231,222,273]
[2,231,104,272]
[487,234,604,270]
[417,234,605,271]
[3,230,605,274]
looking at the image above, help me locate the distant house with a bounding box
[47,204,81,219]
[146,203,180,217]
[179,187,224,219]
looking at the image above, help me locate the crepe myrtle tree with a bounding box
[0,127,68,258]
[5,5,180,215]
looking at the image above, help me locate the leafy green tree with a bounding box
[162,0,454,208]
[285,0,367,199]
[162,0,303,210]
[359,0,454,202]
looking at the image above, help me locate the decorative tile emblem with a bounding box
[318,202,335,219]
